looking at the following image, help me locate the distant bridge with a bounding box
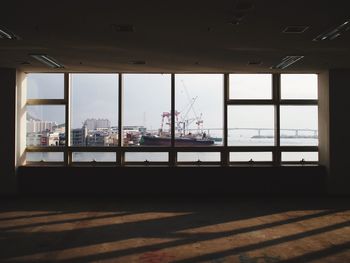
[177,128,318,138]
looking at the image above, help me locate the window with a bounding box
[282,152,318,163]
[175,74,223,146]
[70,74,118,147]
[124,152,169,162]
[72,152,116,163]
[230,152,273,162]
[281,74,317,100]
[280,106,318,146]
[26,152,64,163]
[26,105,65,147]
[123,74,171,147]
[27,73,64,99]
[228,106,275,146]
[23,73,319,166]
[177,152,221,162]
[229,74,272,99]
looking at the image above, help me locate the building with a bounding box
[83,118,110,131]
[71,127,87,146]
[26,119,58,133]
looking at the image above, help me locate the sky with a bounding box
[26,73,318,131]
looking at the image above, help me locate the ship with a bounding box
[140,134,215,146]
[139,105,216,146]
[137,80,221,146]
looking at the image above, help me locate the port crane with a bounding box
[159,80,204,136]
[177,80,204,135]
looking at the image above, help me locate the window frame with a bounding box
[24,73,318,167]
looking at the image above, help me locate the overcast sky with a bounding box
[26,73,318,131]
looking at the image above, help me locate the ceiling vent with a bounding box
[283,26,309,34]
[112,24,135,32]
[271,56,304,69]
[313,19,350,41]
[0,26,20,40]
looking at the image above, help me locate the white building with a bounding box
[83,118,110,130]
[27,119,58,133]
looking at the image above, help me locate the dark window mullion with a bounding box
[64,73,70,166]
[118,73,124,166]
[170,74,176,166]
[273,73,281,166]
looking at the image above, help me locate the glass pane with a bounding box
[281,74,318,99]
[72,152,116,162]
[123,74,171,147]
[70,74,118,147]
[280,106,318,146]
[228,106,275,146]
[229,74,272,99]
[230,152,273,162]
[26,152,63,162]
[175,74,223,146]
[124,152,168,162]
[177,152,220,162]
[27,73,64,99]
[26,105,65,147]
[282,152,318,162]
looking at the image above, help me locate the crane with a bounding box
[177,80,204,135]
[159,80,204,136]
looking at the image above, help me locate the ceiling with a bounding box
[1,0,350,73]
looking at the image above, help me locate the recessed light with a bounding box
[29,54,64,68]
[228,19,241,25]
[283,26,309,34]
[112,24,135,32]
[313,19,350,41]
[0,26,20,40]
[271,56,304,69]
[128,60,146,65]
[247,61,262,65]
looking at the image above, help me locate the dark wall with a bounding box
[327,69,350,194]
[0,68,17,194]
[17,166,326,196]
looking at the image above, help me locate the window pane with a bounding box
[228,106,275,146]
[124,152,168,162]
[280,106,318,146]
[282,152,318,162]
[72,152,116,162]
[124,74,171,147]
[26,152,63,162]
[177,152,220,162]
[27,73,64,99]
[26,105,65,147]
[281,74,318,99]
[70,74,118,147]
[175,74,223,146]
[230,152,273,162]
[229,74,272,99]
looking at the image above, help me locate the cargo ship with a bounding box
[138,108,217,146]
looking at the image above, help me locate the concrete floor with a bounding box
[0,198,350,263]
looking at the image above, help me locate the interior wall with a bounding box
[327,69,350,195]
[318,71,330,188]
[0,68,17,194]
